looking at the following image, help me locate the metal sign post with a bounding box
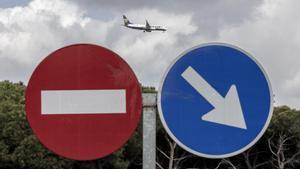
[142,93,157,169]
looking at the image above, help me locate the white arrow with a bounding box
[181,66,247,129]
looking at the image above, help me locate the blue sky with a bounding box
[0,0,29,8]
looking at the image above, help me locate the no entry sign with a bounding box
[26,44,142,160]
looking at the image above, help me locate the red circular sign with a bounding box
[26,44,142,160]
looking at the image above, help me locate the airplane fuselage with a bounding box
[122,15,167,32]
[124,23,167,32]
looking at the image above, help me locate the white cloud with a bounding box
[28,0,89,28]
[215,0,300,108]
[113,8,197,86]
[0,1,197,86]
[0,0,114,82]
[1,0,300,109]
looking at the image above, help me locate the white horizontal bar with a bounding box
[41,90,126,115]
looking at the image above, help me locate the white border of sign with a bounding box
[157,42,273,158]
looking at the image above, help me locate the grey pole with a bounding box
[142,93,157,169]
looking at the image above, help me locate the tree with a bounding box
[241,147,270,169]
[0,81,73,169]
[2,80,300,169]
[156,113,196,169]
[0,80,144,169]
[265,106,300,169]
[155,105,300,169]
[268,134,300,169]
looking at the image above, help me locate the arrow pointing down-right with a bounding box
[181,66,247,130]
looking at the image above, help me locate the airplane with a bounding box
[122,15,167,32]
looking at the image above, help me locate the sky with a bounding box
[0,0,300,109]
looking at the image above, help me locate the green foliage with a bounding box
[142,86,156,93]
[123,120,142,167]
[0,80,72,169]
[13,135,73,169]
[0,81,28,169]
[269,106,300,137]
[0,80,143,169]
[73,148,131,169]
[156,105,300,169]
[2,80,300,169]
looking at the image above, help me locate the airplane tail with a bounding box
[145,20,151,32]
[145,20,150,29]
[123,15,131,26]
